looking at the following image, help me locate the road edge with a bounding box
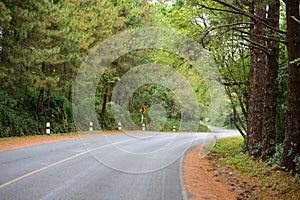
[179,150,190,200]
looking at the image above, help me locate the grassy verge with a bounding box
[209,137,300,199]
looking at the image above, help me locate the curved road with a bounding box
[0,131,239,200]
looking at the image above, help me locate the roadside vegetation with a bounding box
[209,137,300,199]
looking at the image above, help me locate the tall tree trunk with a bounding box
[36,88,44,115]
[261,0,280,161]
[281,0,300,172]
[246,1,266,156]
[47,86,51,109]
[101,88,108,118]
[36,62,46,116]
[68,85,72,101]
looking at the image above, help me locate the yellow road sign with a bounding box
[139,106,147,114]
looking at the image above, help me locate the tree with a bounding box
[0,0,66,135]
[261,0,280,161]
[0,0,153,135]
[280,0,300,172]
[246,0,267,156]
[195,0,299,170]
[162,0,289,157]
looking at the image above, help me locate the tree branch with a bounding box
[221,81,248,86]
[238,35,270,55]
[200,22,253,47]
[233,29,287,44]
[196,3,244,16]
[291,16,300,25]
[210,0,286,34]
[239,42,269,55]
[226,87,247,137]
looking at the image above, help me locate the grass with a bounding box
[209,137,300,199]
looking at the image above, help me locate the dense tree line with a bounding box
[162,0,299,172]
[0,0,211,135]
[0,0,152,135]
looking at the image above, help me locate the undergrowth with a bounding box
[209,137,300,199]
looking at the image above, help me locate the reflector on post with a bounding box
[46,122,50,135]
[89,122,93,132]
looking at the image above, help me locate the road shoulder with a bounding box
[0,135,79,152]
[0,131,124,152]
[183,137,300,200]
[183,145,237,200]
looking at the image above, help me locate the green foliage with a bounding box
[211,137,276,177]
[160,0,297,172]
[0,0,216,136]
[158,0,247,130]
[293,155,300,173]
[268,143,284,166]
[276,44,289,143]
[0,104,38,137]
[0,0,154,136]
[160,119,209,132]
[210,136,244,156]
[42,95,75,133]
[0,88,76,137]
[210,137,300,197]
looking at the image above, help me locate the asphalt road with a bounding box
[0,131,240,200]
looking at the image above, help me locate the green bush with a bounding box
[268,143,284,166]
[0,105,38,137]
[0,90,76,137]
[161,119,209,132]
[294,155,300,173]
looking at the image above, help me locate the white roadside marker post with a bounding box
[141,114,145,131]
[89,122,93,132]
[139,106,147,131]
[213,135,217,147]
[46,122,50,135]
[117,122,122,130]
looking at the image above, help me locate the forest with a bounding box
[0,0,299,172]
